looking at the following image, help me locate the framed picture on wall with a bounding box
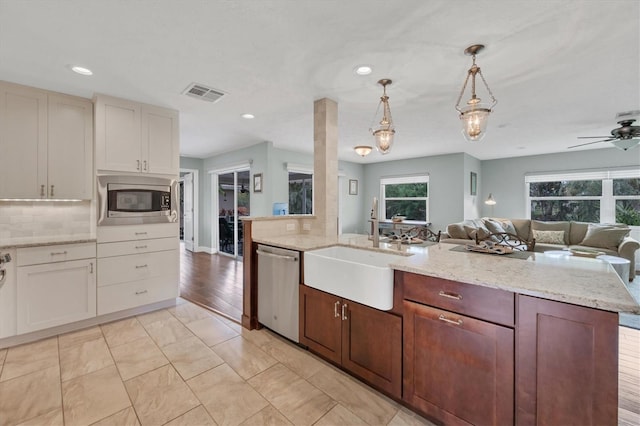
[349,179,358,195]
[253,173,263,193]
[470,172,477,195]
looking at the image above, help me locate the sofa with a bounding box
[440,218,639,280]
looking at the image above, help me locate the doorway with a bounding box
[214,168,250,258]
[179,169,199,252]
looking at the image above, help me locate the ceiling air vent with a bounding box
[182,83,226,103]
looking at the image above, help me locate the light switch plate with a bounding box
[286,223,296,231]
[303,223,311,231]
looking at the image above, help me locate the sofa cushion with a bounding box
[510,219,531,240]
[569,221,590,245]
[569,245,617,257]
[580,224,630,250]
[532,229,566,245]
[530,220,571,244]
[447,223,469,239]
[533,243,567,253]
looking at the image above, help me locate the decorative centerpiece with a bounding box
[465,241,514,255]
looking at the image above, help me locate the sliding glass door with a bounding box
[216,169,250,258]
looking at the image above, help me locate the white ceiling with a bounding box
[1,0,638,163]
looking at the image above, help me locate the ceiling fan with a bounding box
[569,111,640,151]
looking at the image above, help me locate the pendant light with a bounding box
[370,79,395,154]
[455,45,497,142]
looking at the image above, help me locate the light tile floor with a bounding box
[0,299,435,426]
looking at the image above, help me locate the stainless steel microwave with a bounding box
[97,175,178,226]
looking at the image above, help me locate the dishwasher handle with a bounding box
[256,249,298,261]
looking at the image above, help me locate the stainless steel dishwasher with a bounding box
[257,244,300,342]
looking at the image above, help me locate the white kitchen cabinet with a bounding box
[95,94,179,175]
[17,243,97,334]
[97,224,179,315]
[0,82,47,199]
[0,81,93,200]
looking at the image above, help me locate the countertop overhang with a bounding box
[253,233,640,314]
[0,234,96,250]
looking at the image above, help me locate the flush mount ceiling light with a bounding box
[354,145,373,157]
[70,65,93,76]
[454,44,497,142]
[354,65,373,76]
[241,113,255,119]
[369,79,395,154]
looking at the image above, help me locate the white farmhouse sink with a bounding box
[303,246,403,310]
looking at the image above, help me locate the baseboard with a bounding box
[0,298,177,350]
[195,246,216,254]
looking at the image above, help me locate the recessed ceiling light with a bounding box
[354,65,373,76]
[241,113,255,119]
[71,66,93,76]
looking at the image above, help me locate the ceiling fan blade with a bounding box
[568,140,612,148]
[577,136,614,139]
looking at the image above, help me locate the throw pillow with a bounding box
[484,218,506,234]
[532,229,565,245]
[500,220,518,236]
[531,220,571,244]
[580,224,630,250]
[447,223,469,239]
[464,224,492,242]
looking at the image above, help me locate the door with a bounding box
[341,300,402,398]
[48,94,93,200]
[0,82,47,199]
[182,172,194,251]
[403,300,514,425]
[141,105,179,175]
[95,95,141,173]
[299,285,342,364]
[216,169,250,257]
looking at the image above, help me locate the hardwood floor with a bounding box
[179,246,243,322]
[178,246,640,423]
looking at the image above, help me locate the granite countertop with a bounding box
[0,234,97,250]
[255,233,640,314]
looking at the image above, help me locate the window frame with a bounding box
[525,168,640,227]
[379,174,429,224]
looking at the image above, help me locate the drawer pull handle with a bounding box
[89,262,94,273]
[438,291,462,300]
[135,232,148,236]
[439,314,463,326]
[135,290,148,295]
[135,245,148,249]
[135,264,148,269]
[341,303,348,321]
[50,251,68,256]
[334,301,340,318]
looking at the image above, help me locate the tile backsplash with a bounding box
[0,201,94,242]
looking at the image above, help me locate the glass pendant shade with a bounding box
[370,79,395,155]
[374,128,394,154]
[611,138,640,151]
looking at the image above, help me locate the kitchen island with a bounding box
[244,225,639,425]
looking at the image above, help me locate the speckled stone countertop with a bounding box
[0,234,96,250]
[255,233,640,314]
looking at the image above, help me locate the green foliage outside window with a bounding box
[529,180,601,197]
[289,176,312,214]
[384,182,428,221]
[530,200,600,222]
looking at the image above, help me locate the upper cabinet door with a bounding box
[141,105,179,175]
[95,95,142,173]
[0,82,47,199]
[48,94,93,200]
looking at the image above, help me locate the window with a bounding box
[289,171,313,214]
[526,169,640,226]
[380,175,429,222]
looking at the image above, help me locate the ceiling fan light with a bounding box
[611,138,640,151]
[354,145,373,156]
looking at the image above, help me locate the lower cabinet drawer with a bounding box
[97,237,178,258]
[17,242,96,266]
[97,275,179,315]
[97,249,178,287]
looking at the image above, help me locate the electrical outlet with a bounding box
[286,223,296,231]
[303,223,311,231]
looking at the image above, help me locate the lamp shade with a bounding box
[485,193,496,205]
[611,139,640,151]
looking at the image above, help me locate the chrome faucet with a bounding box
[368,199,380,248]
